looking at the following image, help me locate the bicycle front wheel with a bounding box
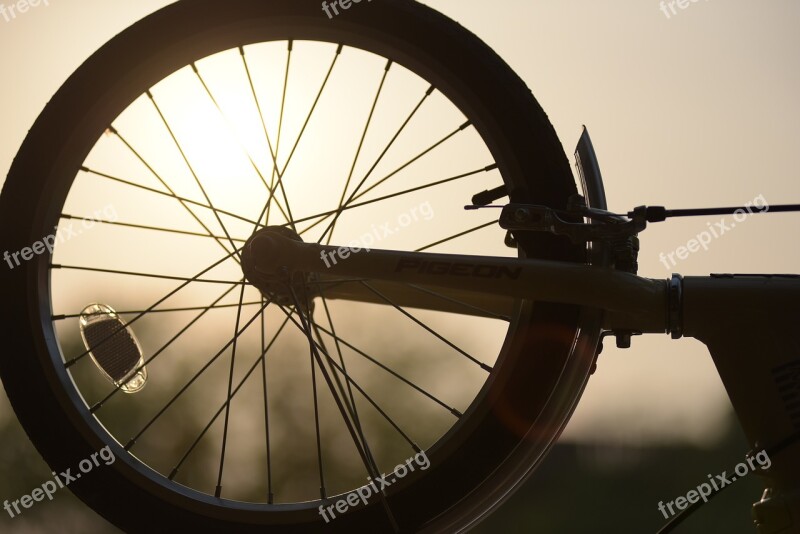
[0,1,598,532]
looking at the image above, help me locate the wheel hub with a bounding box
[241,226,314,306]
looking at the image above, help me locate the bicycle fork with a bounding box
[242,230,800,533]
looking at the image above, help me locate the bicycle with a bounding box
[0,1,797,532]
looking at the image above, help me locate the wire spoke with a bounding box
[260,300,275,503]
[314,289,362,429]
[360,281,491,372]
[310,323,360,439]
[316,85,436,244]
[240,44,292,230]
[288,287,329,498]
[310,320,421,452]
[63,247,241,368]
[353,121,472,207]
[52,264,242,285]
[109,128,241,260]
[284,289,374,480]
[311,284,402,476]
[215,282,247,498]
[324,59,393,245]
[60,214,247,243]
[125,299,270,450]
[309,320,462,417]
[167,314,291,483]
[260,40,295,229]
[297,164,497,237]
[192,59,291,225]
[309,324,327,498]
[347,85,435,202]
[54,300,260,321]
[415,220,497,252]
[255,44,343,232]
[278,301,401,531]
[146,91,242,258]
[80,166,263,229]
[308,319,424,452]
[89,281,243,412]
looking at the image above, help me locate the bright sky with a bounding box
[1,0,799,449]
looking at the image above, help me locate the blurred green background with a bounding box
[0,400,763,532]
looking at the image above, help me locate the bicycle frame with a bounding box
[241,130,800,533]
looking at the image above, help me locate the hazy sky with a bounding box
[1,0,799,449]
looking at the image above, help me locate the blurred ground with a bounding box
[0,389,760,533]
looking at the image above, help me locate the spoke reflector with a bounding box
[79,304,147,393]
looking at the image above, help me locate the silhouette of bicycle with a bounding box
[1,1,798,532]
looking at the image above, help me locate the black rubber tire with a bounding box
[0,1,592,532]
